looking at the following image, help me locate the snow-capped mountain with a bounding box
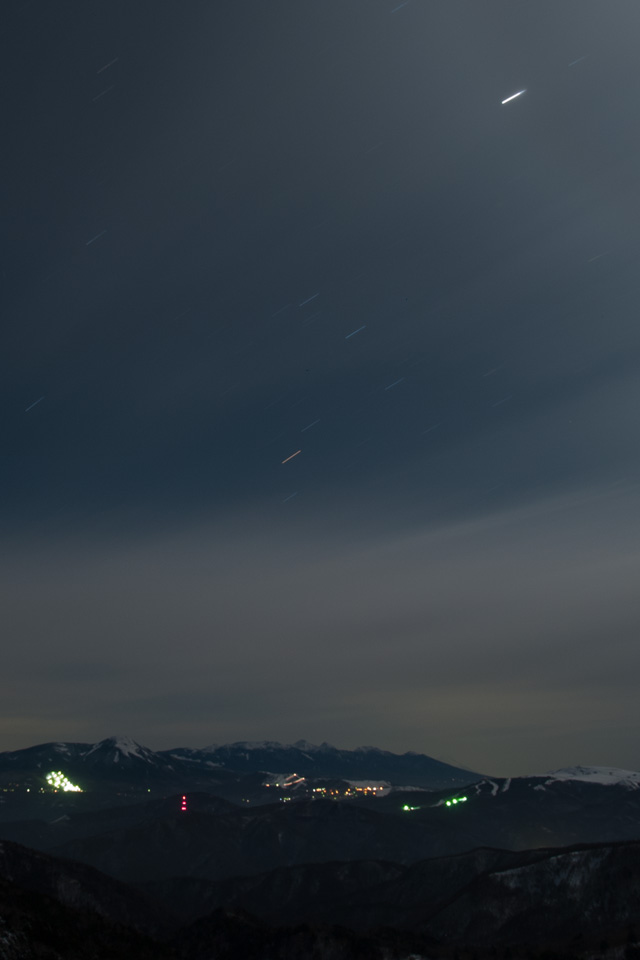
[81,736,173,772]
[458,765,640,802]
[2,740,640,959]
[0,736,191,789]
[200,739,330,753]
[4,736,639,800]
[0,736,480,797]
[542,765,640,787]
[173,740,478,788]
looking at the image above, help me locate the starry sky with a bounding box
[3,0,640,775]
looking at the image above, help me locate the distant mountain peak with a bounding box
[84,735,147,760]
[0,736,482,790]
[187,739,479,788]
[293,739,324,751]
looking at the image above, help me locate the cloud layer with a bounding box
[3,480,639,775]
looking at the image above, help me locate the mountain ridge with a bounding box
[0,736,481,791]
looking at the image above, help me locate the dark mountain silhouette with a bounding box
[0,874,175,960]
[170,908,438,960]
[2,740,640,957]
[0,838,169,935]
[46,800,438,884]
[2,774,640,889]
[1,829,640,958]
[136,839,640,944]
[138,857,406,925]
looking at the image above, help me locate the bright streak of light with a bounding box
[501,89,526,105]
[281,450,301,464]
[345,325,366,340]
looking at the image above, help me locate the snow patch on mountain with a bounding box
[84,736,150,761]
[390,785,429,793]
[201,740,282,753]
[201,740,336,754]
[109,736,147,759]
[543,765,640,787]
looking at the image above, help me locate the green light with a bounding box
[444,794,468,808]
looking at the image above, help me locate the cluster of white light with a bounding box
[45,771,82,792]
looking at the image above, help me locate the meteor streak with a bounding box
[501,89,526,105]
[281,450,301,464]
[345,325,366,339]
[85,230,107,245]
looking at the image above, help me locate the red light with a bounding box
[181,794,187,812]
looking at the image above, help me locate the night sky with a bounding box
[3,1,640,775]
